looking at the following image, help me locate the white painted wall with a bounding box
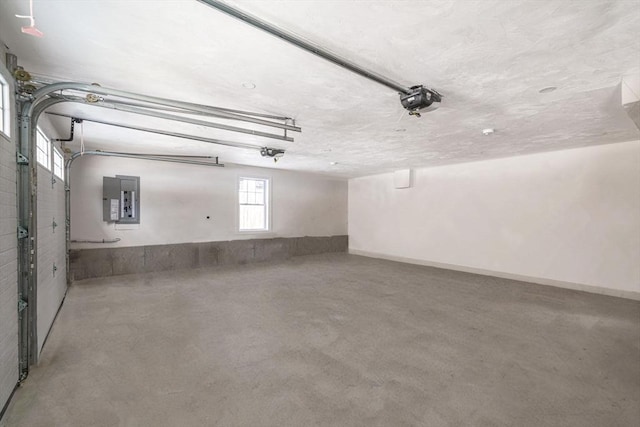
[70,156,348,249]
[349,141,640,299]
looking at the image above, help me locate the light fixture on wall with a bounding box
[482,128,495,136]
[15,0,43,38]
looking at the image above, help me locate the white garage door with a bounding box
[36,136,67,357]
[0,64,18,414]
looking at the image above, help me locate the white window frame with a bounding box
[36,127,51,170]
[0,73,9,138]
[238,176,270,232]
[52,145,64,180]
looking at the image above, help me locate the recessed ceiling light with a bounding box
[482,128,495,136]
[242,82,256,89]
[330,161,338,166]
[539,86,557,93]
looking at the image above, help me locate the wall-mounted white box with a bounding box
[394,169,412,189]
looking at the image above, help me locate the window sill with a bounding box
[237,229,276,238]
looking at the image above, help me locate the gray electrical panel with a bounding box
[102,175,140,224]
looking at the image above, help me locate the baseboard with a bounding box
[349,249,640,301]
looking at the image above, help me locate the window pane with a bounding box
[239,178,268,231]
[36,129,50,169]
[254,189,264,204]
[37,149,46,166]
[53,148,64,180]
[0,76,7,136]
[239,205,265,230]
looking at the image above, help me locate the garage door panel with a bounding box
[36,148,67,356]
[0,65,18,412]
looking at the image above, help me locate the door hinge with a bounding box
[18,299,28,312]
[17,226,28,239]
[16,153,29,165]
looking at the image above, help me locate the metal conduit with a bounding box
[108,98,292,121]
[47,94,294,142]
[46,112,274,152]
[28,72,292,121]
[49,92,289,125]
[110,98,288,119]
[106,152,213,159]
[67,150,224,167]
[71,238,121,244]
[30,82,301,132]
[196,0,412,95]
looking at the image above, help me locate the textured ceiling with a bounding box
[0,0,638,177]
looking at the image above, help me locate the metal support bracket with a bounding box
[16,94,33,103]
[17,226,28,239]
[52,219,58,231]
[18,299,28,313]
[16,153,29,165]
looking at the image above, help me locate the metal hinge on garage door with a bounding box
[17,299,27,313]
[17,226,28,239]
[16,152,28,165]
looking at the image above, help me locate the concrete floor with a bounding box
[2,254,639,426]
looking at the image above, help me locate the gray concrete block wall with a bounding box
[70,235,348,281]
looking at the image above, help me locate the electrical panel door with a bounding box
[102,175,140,224]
